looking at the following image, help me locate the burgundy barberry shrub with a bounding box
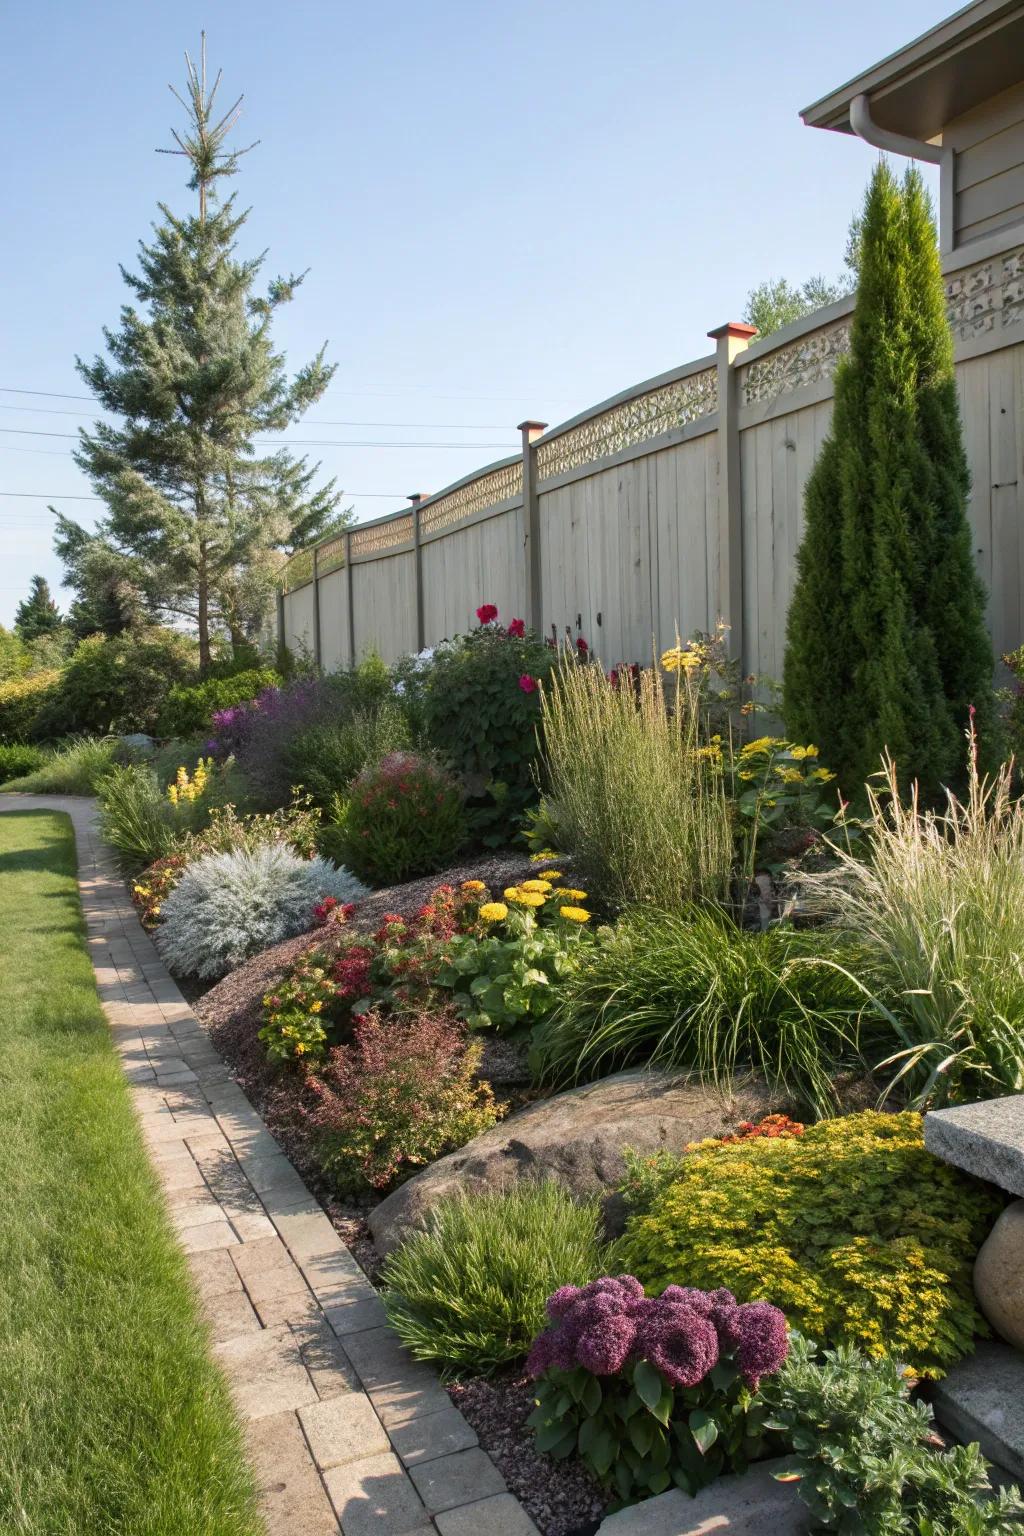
[324,751,466,886]
[527,1277,787,1504]
[302,1005,501,1193]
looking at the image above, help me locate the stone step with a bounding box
[932,1341,1024,1485]
[923,1096,1024,1195]
[594,1460,807,1535]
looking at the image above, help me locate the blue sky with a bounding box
[0,0,944,626]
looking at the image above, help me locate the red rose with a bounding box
[476,603,499,625]
[508,617,526,637]
[576,636,589,655]
[518,674,538,694]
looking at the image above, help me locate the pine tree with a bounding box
[14,576,62,642]
[783,161,995,799]
[54,39,348,668]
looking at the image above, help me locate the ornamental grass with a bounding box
[540,660,732,913]
[803,735,1024,1108]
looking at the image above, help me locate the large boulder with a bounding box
[974,1199,1024,1352]
[368,1068,782,1255]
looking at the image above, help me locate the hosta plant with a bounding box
[156,845,367,979]
[527,1276,788,1505]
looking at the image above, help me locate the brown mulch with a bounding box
[447,1375,606,1536]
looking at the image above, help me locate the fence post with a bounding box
[518,420,548,633]
[344,529,356,666]
[311,543,323,672]
[707,321,757,672]
[408,493,425,651]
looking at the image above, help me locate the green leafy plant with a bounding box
[526,1278,788,1505]
[382,1182,611,1372]
[302,1005,500,1193]
[541,657,732,912]
[157,667,280,737]
[0,669,61,743]
[421,610,561,845]
[98,764,176,866]
[763,1334,1024,1533]
[323,750,466,886]
[0,743,47,782]
[282,699,411,807]
[618,1110,999,1378]
[804,732,1024,1107]
[435,880,594,1032]
[531,905,867,1117]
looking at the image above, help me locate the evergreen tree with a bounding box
[54,39,347,668]
[784,161,994,800]
[14,576,62,642]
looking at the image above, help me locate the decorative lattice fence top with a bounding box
[419,459,523,537]
[740,320,853,407]
[536,367,718,482]
[349,513,414,558]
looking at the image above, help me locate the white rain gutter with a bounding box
[850,92,955,251]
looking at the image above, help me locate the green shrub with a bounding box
[382,1182,612,1373]
[157,668,280,738]
[0,743,47,782]
[283,700,411,807]
[531,905,867,1117]
[97,764,176,867]
[0,670,61,742]
[304,1006,499,1194]
[1,736,120,795]
[618,1110,999,1378]
[540,659,733,911]
[805,741,1024,1108]
[764,1334,1024,1532]
[33,629,196,738]
[421,612,560,844]
[323,751,466,886]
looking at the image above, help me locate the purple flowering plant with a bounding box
[526,1275,788,1505]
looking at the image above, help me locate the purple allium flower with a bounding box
[639,1303,720,1389]
[575,1311,637,1375]
[721,1301,789,1389]
[545,1285,582,1321]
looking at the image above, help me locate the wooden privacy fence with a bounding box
[279,231,1024,681]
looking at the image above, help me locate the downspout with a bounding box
[850,92,955,252]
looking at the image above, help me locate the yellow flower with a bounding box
[779,767,804,783]
[539,871,564,881]
[553,887,587,901]
[461,880,486,892]
[167,785,179,805]
[511,891,546,908]
[479,902,508,922]
[809,767,836,783]
[310,1001,323,1013]
[503,886,521,900]
[520,879,552,892]
[151,904,161,915]
[661,646,702,673]
[560,906,591,923]
[530,850,560,862]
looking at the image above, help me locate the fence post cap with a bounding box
[707,321,759,341]
[517,419,549,438]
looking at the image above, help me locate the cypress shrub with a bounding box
[784,162,995,801]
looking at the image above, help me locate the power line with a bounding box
[0,489,405,502]
[0,426,514,450]
[0,402,515,431]
[0,382,571,407]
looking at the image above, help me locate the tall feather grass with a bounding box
[531,905,867,1117]
[540,661,733,911]
[802,736,1024,1108]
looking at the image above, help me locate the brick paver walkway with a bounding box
[0,795,538,1536]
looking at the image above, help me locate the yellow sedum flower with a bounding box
[479,902,508,922]
[520,879,552,892]
[553,887,587,901]
[503,886,521,900]
[560,905,591,922]
[461,880,486,892]
[512,892,546,908]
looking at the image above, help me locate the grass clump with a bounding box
[2,735,119,794]
[806,740,1024,1108]
[540,661,733,912]
[382,1182,612,1373]
[0,742,47,783]
[531,904,866,1117]
[617,1110,998,1378]
[0,809,260,1535]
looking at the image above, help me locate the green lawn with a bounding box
[0,809,262,1536]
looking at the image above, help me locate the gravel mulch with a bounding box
[448,1375,606,1536]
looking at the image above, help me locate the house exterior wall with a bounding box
[947,80,1024,247]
